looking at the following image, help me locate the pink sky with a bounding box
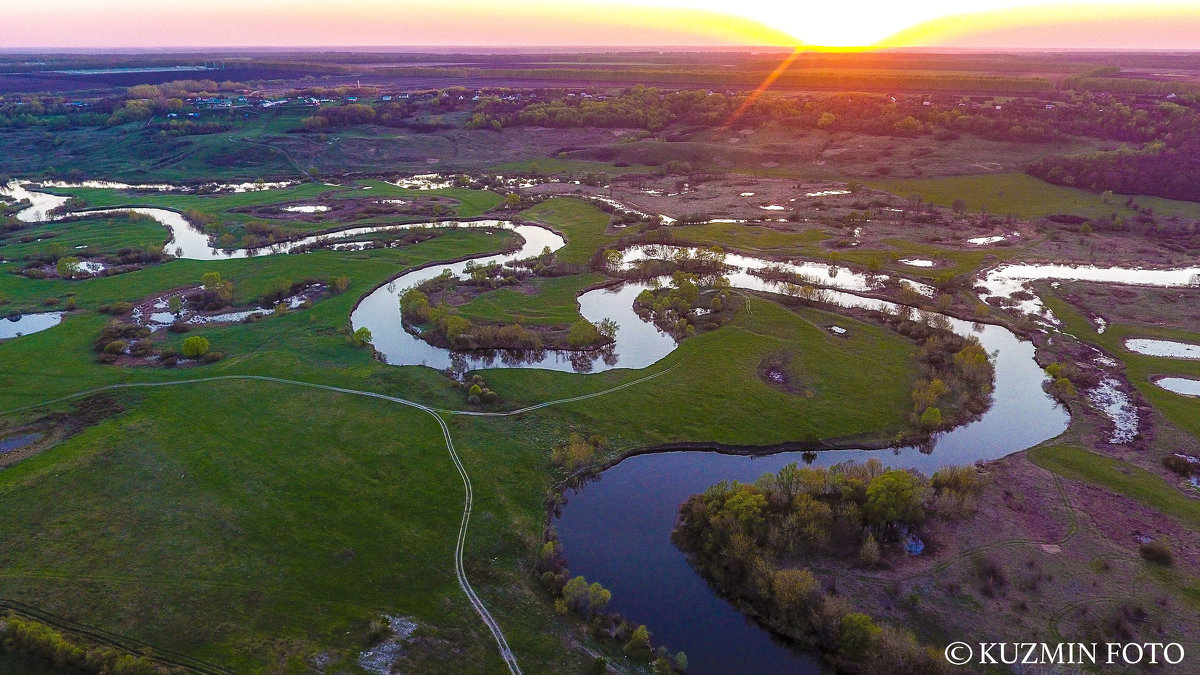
[2,1,1200,49]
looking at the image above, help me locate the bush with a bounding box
[180,336,210,358]
[103,340,128,355]
[918,406,942,429]
[200,351,225,364]
[857,534,881,567]
[624,625,654,661]
[101,301,133,315]
[838,613,880,657]
[56,256,81,279]
[1139,540,1173,566]
[0,614,172,674]
[129,341,154,357]
[350,326,372,347]
[1163,454,1195,477]
[567,319,602,348]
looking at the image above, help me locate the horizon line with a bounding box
[5,46,1200,54]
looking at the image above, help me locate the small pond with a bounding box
[1125,338,1200,360]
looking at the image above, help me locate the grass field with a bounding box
[0,183,930,672]
[0,229,517,405]
[0,381,470,671]
[665,221,1005,279]
[869,172,1200,221]
[1030,444,1200,529]
[454,273,604,326]
[517,198,616,264]
[480,295,916,448]
[1041,293,1200,441]
[0,213,168,261]
[43,180,505,235]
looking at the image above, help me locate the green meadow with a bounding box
[0,183,924,672]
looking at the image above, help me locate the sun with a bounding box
[640,0,1183,48]
[631,0,1013,47]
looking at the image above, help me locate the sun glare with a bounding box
[642,0,1198,48]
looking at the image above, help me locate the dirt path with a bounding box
[0,364,686,674]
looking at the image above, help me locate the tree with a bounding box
[865,470,925,529]
[504,193,521,208]
[328,274,351,294]
[55,256,81,279]
[351,326,372,347]
[567,319,602,348]
[587,582,611,618]
[597,318,618,340]
[624,625,653,661]
[562,576,589,613]
[918,406,942,429]
[720,487,767,532]
[168,296,183,315]
[181,336,210,358]
[200,271,233,301]
[838,613,880,657]
[858,534,881,567]
[771,568,820,622]
[399,289,431,323]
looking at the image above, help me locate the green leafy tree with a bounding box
[562,576,589,614]
[55,256,80,279]
[329,274,351,293]
[200,271,233,301]
[399,289,431,323]
[918,406,942,429]
[587,581,612,618]
[351,326,372,347]
[567,319,602,348]
[181,336,210,358]
[865,470,925,529]
[624,624,653,661]
[720,487,768,532]
[838,613,880,657]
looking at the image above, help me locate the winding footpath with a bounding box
[0,364,686,674]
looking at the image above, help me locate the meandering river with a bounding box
[5,180,1199,672]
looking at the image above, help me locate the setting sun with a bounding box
[4,0,1200,48]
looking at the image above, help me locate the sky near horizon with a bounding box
[4,1,1200,49]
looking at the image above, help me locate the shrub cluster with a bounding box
[0,614,175,674]
[672,460,983,673]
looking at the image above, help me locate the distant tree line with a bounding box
[1029,115,1200,202]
